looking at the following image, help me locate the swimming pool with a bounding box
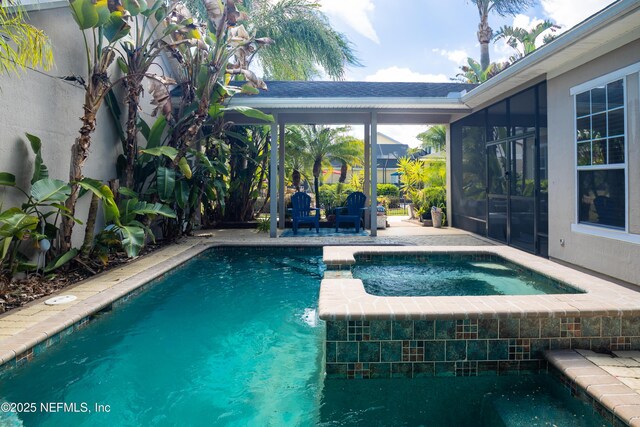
[352,253,581,296]
[0,248,608,426]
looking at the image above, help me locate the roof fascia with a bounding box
[19,0,68,12]
[228,96,469,110]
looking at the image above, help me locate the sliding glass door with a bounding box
[487,136,536,252]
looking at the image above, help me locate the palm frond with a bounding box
[0,5,54,76]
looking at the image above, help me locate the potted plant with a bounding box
[431,206,443,228]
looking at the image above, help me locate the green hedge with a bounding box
[377,183,399,197]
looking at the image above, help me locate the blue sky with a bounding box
[317,0,616,145]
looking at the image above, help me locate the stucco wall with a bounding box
[547,39,640,285]
[0,8,165,248]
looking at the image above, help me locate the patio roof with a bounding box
[225,81,476,125]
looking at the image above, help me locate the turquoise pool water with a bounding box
[0,248,605,426]
[353,256,581,296]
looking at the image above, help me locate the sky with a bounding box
[315,0,617,147]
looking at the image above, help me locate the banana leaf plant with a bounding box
[0,134,111,277]
[61,0,132,253]
[103,188,176,257]
[161,0,274,161]
[105,0,206,189]
[0,171,78,276]
[224,125,270,222]
[133,121,228,236]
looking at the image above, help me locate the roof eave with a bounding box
[227,96,469,110]
[20,0,68,12]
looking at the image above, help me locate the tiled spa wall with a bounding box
[325,317,640,379]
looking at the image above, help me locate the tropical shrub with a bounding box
[398,157,447,219]
[377,184,399,197]
[0,135,79,276]
[318,183,355,214]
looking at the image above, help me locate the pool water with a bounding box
[353,257,581,297]
[321,376,608,426]
[0,248,605,426]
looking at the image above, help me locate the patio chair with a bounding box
[290,192,320,234]
[335,191,367,232]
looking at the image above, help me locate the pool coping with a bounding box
[319,245,640,321]
[547,349,640,426]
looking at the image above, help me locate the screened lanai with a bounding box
[224,81,476,237]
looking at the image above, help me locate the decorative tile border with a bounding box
[325,317,640,380]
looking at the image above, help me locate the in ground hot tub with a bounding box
[320,246,640,381]
[352,253,582,297]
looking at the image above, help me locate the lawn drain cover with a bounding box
[44,295,77,305]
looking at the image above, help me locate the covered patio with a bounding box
[225,81,475,237]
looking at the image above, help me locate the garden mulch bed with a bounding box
[0,242,168,315]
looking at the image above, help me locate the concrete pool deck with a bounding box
[1,224,639,425]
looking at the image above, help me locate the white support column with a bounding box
[370,113,378,237]
[445,123,452,226]
[269,117,278,238]
[363,124,371,204]
[278,123,286,229]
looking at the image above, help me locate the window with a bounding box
[575,79,625,229]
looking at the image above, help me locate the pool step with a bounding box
[546,349,640,426]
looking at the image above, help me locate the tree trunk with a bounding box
[312,158,322,208]
[124,76,144,189]
[292,169,301,191]
[338,161,347,183]
[314,175,320,209]
[477,14,493,71]
[61,101,98,252]
[80,192,100,258]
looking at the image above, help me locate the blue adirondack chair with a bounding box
[290,192,320,234]
[335,191,367,232]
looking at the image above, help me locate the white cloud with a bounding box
[541,0,616,29]
[365,66,449,83]
[321,0,379,44]
[511,14,545,31]
[432,48,469,65]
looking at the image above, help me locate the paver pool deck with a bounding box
[1,222,639,424]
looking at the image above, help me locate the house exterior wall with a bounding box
[547,39,640,285]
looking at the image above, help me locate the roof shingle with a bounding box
[233,81,477,99]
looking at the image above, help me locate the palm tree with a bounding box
[454,57,507,83]
[494,20,560,62]
[247,0,360,80]
[184,0,360,80]
[286,125,363,208]
[470,0,535,70]
[417,125,447,153]
[0,3,53,76]
[62,1,131,251]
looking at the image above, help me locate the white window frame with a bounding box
[570,63,640,242]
